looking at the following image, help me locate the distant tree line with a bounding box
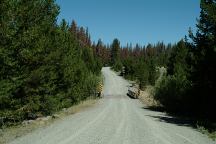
[0,0,102,127]
[119,42,171,89]
[95,39,172,89]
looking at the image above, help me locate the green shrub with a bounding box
[154,74,191,112]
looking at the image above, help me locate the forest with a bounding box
[0,0,215,129]
[0,0,102,127]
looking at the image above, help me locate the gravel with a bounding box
[9,67,215,144]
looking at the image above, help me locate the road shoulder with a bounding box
[0,99,98,144]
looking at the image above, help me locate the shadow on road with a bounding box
[126,93,137,99]
[142,106,196,128]
[147,115,194,127]
[143,106,216,136]
[142,106,165,112]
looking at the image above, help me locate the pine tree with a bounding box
[69,20,78,38]
[96,39,103,57]
[189,0,216,119]
[111,38,122,71]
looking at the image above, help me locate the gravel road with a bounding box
[9,67,215,144]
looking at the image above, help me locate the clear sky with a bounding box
[56,0,200,46]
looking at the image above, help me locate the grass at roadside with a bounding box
[138,85,159,107]
[197,125,216,140]
[0,98,98,144]
[196,121,216,141]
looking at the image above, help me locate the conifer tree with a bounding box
[111,39,122,71]
[189,0,216,119]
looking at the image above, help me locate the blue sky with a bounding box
[56,0,200,46]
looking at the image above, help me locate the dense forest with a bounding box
[0,0,102,127]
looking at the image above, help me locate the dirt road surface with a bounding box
[9,67,215,144]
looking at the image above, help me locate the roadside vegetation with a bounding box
[0,98,98,144]
[0,0,102,128]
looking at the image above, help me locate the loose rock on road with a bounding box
[9,67,215,144]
